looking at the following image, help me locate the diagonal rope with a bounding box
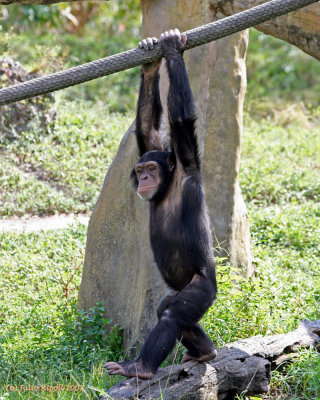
[0,0,318,105]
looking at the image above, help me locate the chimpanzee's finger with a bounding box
[174,28,181,39]
[181,34,187,46]
[146,37,154,49]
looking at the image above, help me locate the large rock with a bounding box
[79,0,253,353]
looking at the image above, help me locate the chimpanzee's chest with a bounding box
[149,204,195,290]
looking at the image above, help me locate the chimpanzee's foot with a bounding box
[181,348,217,363]
[104,360,154,380]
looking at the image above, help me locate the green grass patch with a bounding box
[241,111,320,206]
[1,4,141,112]
[0,224,123,399]
[204,199,320,346]
[271,348,320,399]
[0,102,133,216]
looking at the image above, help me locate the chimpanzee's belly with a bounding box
[150,186,200,290]
[161,264,194,290]
[152,241,195,290]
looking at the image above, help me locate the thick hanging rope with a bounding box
[0,0,318,105]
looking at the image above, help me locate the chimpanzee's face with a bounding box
[130,150,175,202]
[135,161,162,200]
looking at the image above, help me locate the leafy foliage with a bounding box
[247,29,320,107]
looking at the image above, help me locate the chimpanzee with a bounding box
[105,29,217,380]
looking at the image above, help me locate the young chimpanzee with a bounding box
[105,29,217,380]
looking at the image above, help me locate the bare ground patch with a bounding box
[0,212,90,233]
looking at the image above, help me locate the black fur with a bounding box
[131,35,217,374]
[135,69,164,156]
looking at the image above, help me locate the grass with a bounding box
[240,108,320,207]
[0,100,134,216]
[204,199,320,342]
[271,349,320,399]
[0,225,123,399]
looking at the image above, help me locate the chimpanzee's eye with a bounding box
[136,168,142,175]
[148,166,155,172]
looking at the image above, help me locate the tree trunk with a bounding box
[79,0,253,355]
[209,0,320,61]
[103,319,320,400]
[200,11,252,275]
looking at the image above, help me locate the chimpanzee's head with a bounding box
[131,150,175,202]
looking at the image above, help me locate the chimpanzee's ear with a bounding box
[167,154,175,171]
[130,168,139,188]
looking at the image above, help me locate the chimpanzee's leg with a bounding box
[157,290,179,320]
[105,274,216,379]
[105,306,179,379]
[179,324,217,363]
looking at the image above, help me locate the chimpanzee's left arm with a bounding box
[160,30,200,174]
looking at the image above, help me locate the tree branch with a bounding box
[210,0,320,60]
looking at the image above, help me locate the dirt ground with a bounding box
[0,213,90,233]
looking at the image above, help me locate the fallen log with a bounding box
[102,319,320,400]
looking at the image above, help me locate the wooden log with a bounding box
[209,0,320,61]
[102,319,320,400]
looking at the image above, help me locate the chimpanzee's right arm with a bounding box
[135,37,164,157]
